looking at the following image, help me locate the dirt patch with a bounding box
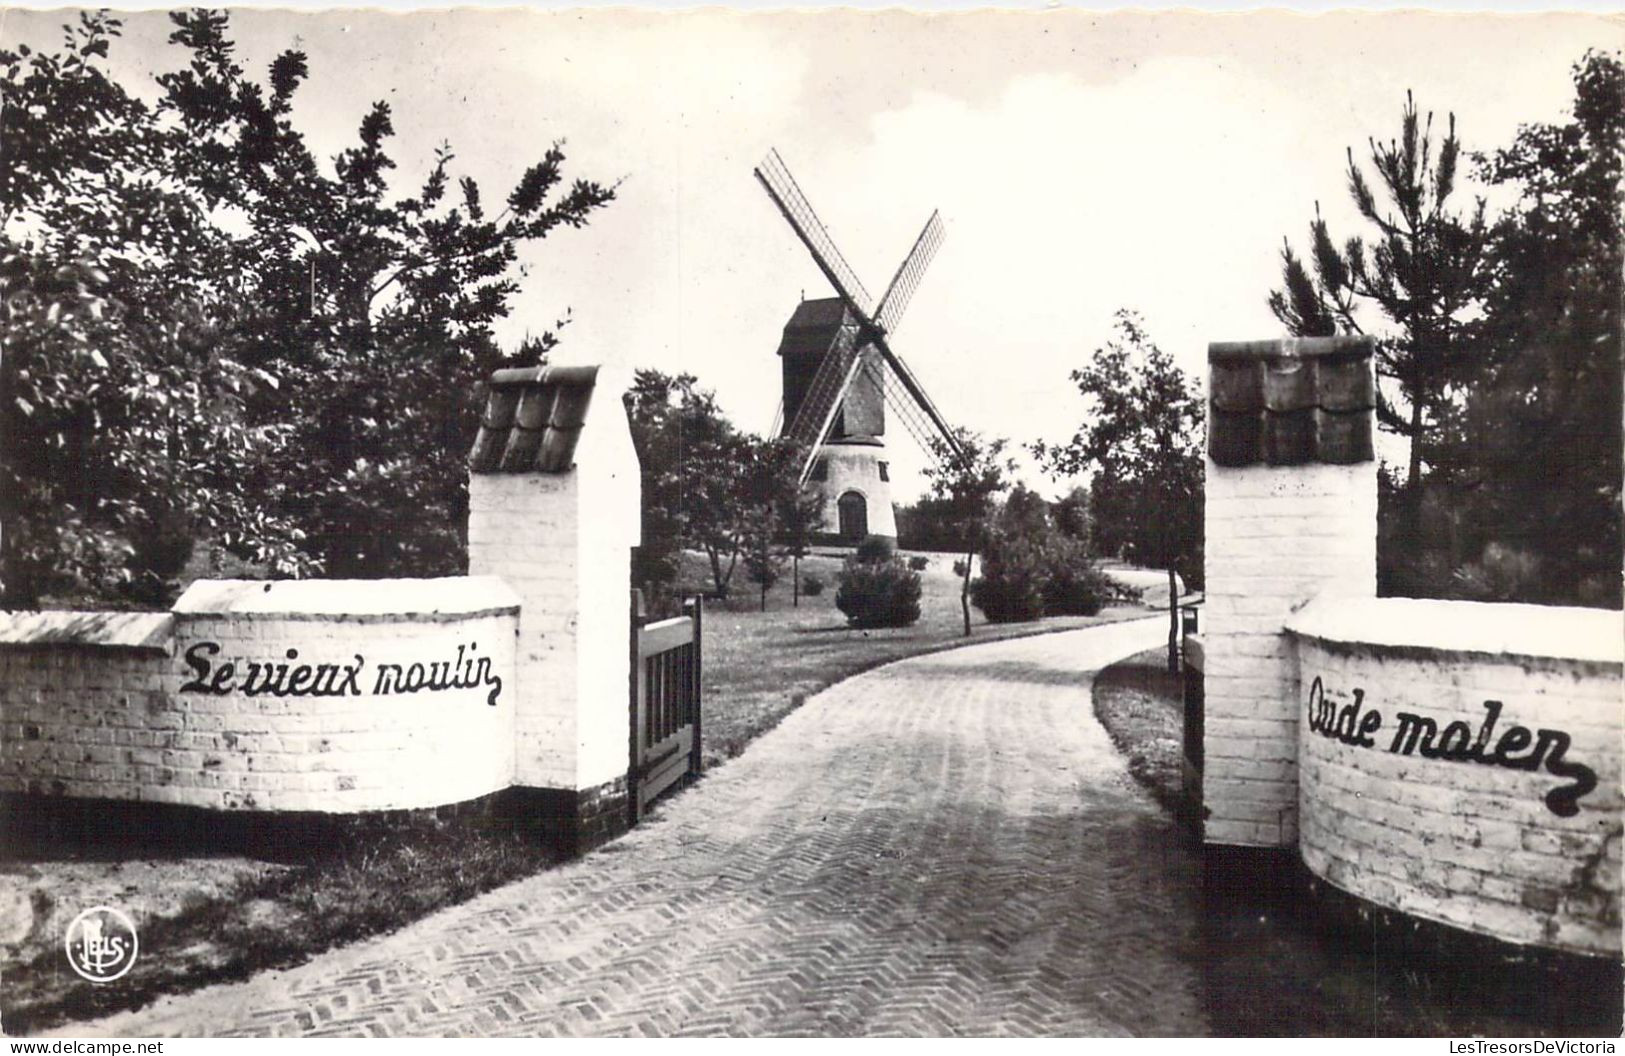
[1,855,293,973]
[3,822,562,1036]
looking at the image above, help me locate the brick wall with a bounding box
[1,578,520,813]
[2,638,173,803]
[1202,458,1376,847]
[1290,598,1622,957]
[468,471,581,790]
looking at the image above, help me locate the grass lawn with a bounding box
[4,549,1159,1034]
[1089,646,1186,816]
[687,548,1157,767]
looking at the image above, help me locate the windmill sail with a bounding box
[782,323,862,451]
[757,149,965,480]
[754,150,874,320]
[870,339,963,464]
[874,210,944,337]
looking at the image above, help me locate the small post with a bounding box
[628,587,645,824]
[689,594,704,779]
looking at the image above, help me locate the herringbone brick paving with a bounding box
[73,617,1207,1037]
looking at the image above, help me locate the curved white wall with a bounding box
[2,578,520,814]
[1288,597,1622,957]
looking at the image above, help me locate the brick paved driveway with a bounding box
[75,616,1206,1037]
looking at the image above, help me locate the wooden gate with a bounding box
[630,592,703,820]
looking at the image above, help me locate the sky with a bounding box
[3,6,1621,497]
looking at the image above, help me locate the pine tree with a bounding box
[1268,91,1493,502]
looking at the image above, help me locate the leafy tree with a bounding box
[779,486,825,606]
[1033,310,1203,672]
[150,10,615,577]
[1,11,615,605]
[1268,90,1492,514]
[1051,486,1091,547]
[737,438,801,610]
[0,14,310,606]
[624,370,802,600]
[895,495,973,553]
[1447,50,1623,606]
[741,513,784,612]
[1267,54,1621,608]
[922,429,1016,637]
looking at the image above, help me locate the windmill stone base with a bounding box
[810,436,897,545]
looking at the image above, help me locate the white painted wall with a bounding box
[1201,458,1377,847]
[814,441,898,540]
[1290,599,1622,957]
[5,365,643,813]
[572,367,642,790]
[1,580,520,813]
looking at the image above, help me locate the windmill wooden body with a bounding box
[755,150,964,544]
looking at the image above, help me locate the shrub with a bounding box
[835,555,921,628]
[1043,561,1117,616]
[1042,536,1138,616]
[969,529,1047,623]
[801,572,825,596]
[1451,542,1544,603]
[952,558,969,578]
[907,555,929,571]
[855,535,896,563]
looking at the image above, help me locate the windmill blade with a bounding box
[860,356,960,472]
[755,149,876,322]
[859,357,937,462]
[873,210,945,337]
[871,336,965,465]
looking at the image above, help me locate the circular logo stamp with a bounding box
[64,906,139,983]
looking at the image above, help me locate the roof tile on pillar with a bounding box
[469,365,600,475]
[1206,336,1375,466]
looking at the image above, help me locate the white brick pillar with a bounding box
[468,472,582,791]
[466,365,641,850]
[1201,337,1377,849]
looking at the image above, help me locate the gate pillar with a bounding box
[1201,337,1377,857]
[467,364,641,852]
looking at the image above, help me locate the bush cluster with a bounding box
[907,555,929,571]
[1044,558,1137,616]
[800,572,825,596]
[835,542,921,628]
[971,526,1134,623]
[969,529,1049,622]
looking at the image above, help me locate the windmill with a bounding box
[755,149,965,544]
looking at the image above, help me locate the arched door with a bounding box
[837,491,868,541]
